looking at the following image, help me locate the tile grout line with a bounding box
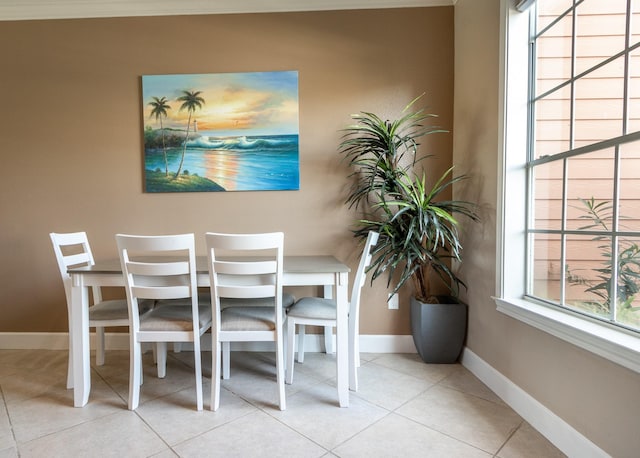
[0,381,19,455]
[493,419,524,458]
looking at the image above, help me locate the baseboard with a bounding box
[0,332,416,353]
[461,348,608,458]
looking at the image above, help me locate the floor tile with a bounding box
[0,394,14,452]
[219,352,322,410]
[93,351,201,406]
[368,353,458,384]
[18,410,168,457]
[497,422,567,458]
[174,410,327,457]
[396,384,523,454]
[333,413,492,458]
[136,384,256,445]
[351,360,433,410]
[271,382,388,449]
[6,375,125,443]
[438,365,506,405]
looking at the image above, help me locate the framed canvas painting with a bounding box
[141,71,299,192]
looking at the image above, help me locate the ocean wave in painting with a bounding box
[186,134,298,151]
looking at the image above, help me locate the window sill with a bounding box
[494,297,640,374]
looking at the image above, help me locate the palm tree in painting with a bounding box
[148,96,171,176]
[175,90,205,179]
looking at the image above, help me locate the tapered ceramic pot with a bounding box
[410,295,467,363]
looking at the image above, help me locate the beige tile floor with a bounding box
[0,349,566,457]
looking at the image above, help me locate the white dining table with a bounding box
[67,255,351,408]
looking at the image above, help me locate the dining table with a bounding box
[67,255,351,408]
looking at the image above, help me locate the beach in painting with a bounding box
[144,133,299,191]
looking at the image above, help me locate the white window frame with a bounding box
[495,0,640,374]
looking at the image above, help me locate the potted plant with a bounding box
[339,96,479,363]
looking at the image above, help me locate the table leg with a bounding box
[70,282,91,407]
[335,271,349,407]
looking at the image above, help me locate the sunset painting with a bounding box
[141,71,299,192]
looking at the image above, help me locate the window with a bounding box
[529,0,640,332]
[496,0,640,373]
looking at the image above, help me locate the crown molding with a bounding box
[1,0,455,21]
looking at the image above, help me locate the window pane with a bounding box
[616,236,640,330]
[566,149,615,231]
[534,86,571,158]
[619,140,640,228]
[574,58,625,147]
[632,1,640,39]
[536,12,573,90]
[575,0,628,74]
[628,47,640,133]
[565,234,612,318]
[537,0,573,32]
[531,233,561,302]
[532,160,564,230]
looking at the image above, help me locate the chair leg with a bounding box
[276,332,286,411]
[66,331,74,389]
[297,324,306,363]
[286,319,295,384]
[323,326,333,354]
[211,336,221,411]
[95,326,106,366]
[222,342,231,379]
[129,339,142,410]
[174,342,182,353]
[193,336,203,411]
[349,316,359,391]
[156,342,167,378]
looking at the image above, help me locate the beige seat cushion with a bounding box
[220,306,287,332]
[140,305,211,332]
[286,297,337,320]
[89,299,153,321]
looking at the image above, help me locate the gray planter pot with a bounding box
[410,295,467,363]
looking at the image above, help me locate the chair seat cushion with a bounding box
[287,297,337,320]
[220,306,286,332]
[88,299,153,321]
[140,305,212,332]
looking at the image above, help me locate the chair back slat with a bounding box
[131,285,191,300]
[127,260,190,277]
[217,284,276,299]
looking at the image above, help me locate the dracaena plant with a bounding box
[339,96,479,302]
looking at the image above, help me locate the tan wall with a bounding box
[0,8,453,334]
[453,0,640,456]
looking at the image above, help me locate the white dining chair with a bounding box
[285,231,379,391]
[205,231,286,411]
[116,233,212,410]
[50,231,154,389]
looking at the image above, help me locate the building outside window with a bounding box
[527,0,640,332]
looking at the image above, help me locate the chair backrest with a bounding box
[116,233,198,331]
[50,231,100,305]
[349,231,380,318]
[205,232,284,323]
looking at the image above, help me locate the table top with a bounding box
[68,255,350,275]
